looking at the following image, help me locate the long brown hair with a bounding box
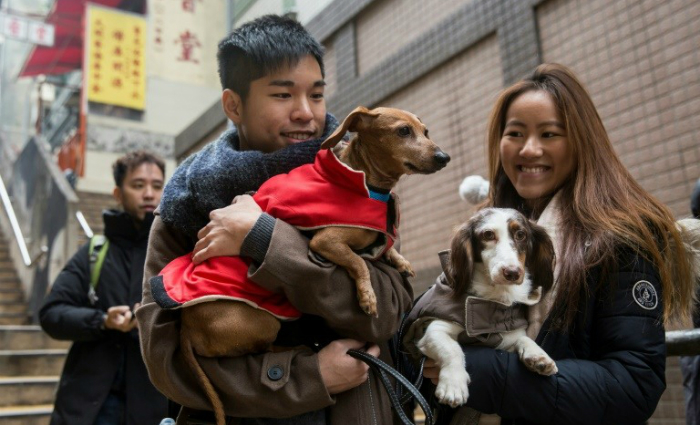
[486,63,693,328]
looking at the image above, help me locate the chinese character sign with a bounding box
[148,0,224,86]
[86,6,146,110]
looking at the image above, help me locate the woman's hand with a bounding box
[192,195,262,264]
[423,357,441,385]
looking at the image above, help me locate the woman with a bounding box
[419,63,694,424]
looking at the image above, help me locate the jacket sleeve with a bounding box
[39,244,107,341]
[247,219,415,343]
[136,216,335,418]
[457,251,666,425]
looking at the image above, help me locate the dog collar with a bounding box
[368,186,391,202]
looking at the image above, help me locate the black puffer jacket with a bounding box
[40,210,168,425]
[430,247,665,425]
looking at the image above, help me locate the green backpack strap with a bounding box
[87,235,110,306]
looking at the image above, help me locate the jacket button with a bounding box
[267,366,284,381]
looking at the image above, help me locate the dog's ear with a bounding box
[527,222,556,296]
[447,222,474,298]
[321,106,379,149]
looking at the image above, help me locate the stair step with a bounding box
[0,377,59,407]
[0,326,71,350]
[0,291,22,303]
[0,349,67,376]
[0,313,30,326]
[0,404,52,425]
[0,304,26,315]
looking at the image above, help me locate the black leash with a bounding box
[347,349,434,425]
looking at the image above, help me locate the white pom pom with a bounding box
[459,175,489,204]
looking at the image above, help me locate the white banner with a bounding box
[0,12,54,46]
[147,0,226,87]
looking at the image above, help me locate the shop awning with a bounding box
[18,0,140,78]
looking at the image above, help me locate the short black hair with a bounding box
[112,150,165,188]
[217,14,325,100]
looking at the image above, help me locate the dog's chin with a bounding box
[404,161,446,175]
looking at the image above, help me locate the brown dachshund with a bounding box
[179,106,450,424]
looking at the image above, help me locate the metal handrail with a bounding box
[0,173,47,266]
[666,329,700,356]
[75,211,93,238]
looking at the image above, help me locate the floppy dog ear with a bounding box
[526,223,556,296]
[447,222,474,298]
[321,106,379,149]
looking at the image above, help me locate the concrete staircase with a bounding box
[0,233,70,424]
[0,191,111,424]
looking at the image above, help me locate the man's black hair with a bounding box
[217,14,325,100]
[112,150,165,188]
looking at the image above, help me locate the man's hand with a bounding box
[192,195,262,264]
[318,339,380,394]
[103,304,140,332]
[423,357,440,385]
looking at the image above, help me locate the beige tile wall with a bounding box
[355,0,475,75]
[538,0,700,218]
[376,35,503,274]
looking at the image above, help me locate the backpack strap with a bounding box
[87,235,110,306]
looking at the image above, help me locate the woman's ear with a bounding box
[447,222,474,297]
[527,223,556,295]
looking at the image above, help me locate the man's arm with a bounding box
[193,197,414,342]
[138,216,339,418]
[39,245,107,341]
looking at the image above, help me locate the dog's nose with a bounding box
[434,150,451,166]
[502,267,522,282]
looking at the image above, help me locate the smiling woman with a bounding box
[417,63,696,425]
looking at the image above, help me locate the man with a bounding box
[40,151,168,425]
[136,15,414,425]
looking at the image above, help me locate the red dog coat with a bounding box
[151,149,399,320]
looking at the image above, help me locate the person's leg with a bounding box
[93,392,125,425]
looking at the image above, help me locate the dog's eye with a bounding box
[482,230,496,241]
[424,129,429,137]
[398,126,412,137]
[514,230,526,241]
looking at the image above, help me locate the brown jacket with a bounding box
[137,215,414,424]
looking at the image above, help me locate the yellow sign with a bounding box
[86,6,146,110]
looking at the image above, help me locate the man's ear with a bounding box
[113,186,123,207]
[222,89,243,125]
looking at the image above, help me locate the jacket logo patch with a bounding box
[633,280,658,310]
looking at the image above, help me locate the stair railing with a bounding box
[75,210,93,239]
[0,173,47,266]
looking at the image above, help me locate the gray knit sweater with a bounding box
[159,113,340,242]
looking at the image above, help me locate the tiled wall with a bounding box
[308,0,699,423]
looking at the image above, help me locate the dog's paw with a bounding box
[521,348,558,376]
[394,258,415,277]
[435,370,470,408]
[357,288,378,317]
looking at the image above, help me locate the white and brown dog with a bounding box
[405,208,557,407]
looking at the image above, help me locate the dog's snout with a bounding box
[434,150,451,167]
[502,266,522,282]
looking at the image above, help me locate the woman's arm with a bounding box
[447,251,666,424]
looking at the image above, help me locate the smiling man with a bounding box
[40,150,167,425]
[137,14,414,425]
